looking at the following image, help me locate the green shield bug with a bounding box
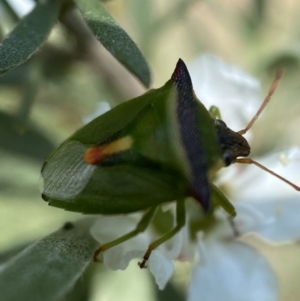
[41,59,299,268]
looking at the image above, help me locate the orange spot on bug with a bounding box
[84,146,104,165]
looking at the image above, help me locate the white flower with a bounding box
[90,210,183,290]
[188,223,278,301]
[231,147,300,243]
[186,54,300,301]
[189,53,262,132]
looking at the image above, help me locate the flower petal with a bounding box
[225,148,300,202]
[234,202,275,235]
[158,228,184,260]
[90,214,176,287]
[188,237,278,301]
[189,53,261,132]
[90,214,141,242]
[236,197,300,243]
[102,235,147,270]
[90,214,149,270]
[148,250,174,290]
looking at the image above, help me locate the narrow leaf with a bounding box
[0,0,61,74]
[75,0,151,87]
[0,219,98,301]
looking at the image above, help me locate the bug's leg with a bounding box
[93,206,157,262]
[211,184,236,217]
[228,216,239,237]
[138,200,186,269]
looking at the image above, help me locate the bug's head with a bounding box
[212,69,300,193]
[214,119,250,166]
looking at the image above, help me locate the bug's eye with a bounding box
[215,119,227,127]
[223,152,233,166]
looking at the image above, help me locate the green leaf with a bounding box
[75,0,151,87]
[0,219,98,301]
[59,265,95,301]
[0,0,62,74]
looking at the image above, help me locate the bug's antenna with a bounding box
[237,69,284,135]
[235,158,300,191]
